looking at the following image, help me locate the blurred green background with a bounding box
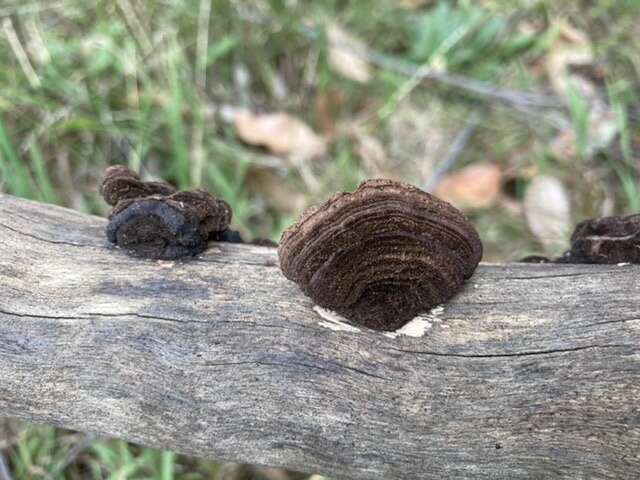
[0,0,639,478]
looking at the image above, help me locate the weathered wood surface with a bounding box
[0,193,639,479]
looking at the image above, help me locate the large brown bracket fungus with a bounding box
[561,214,640,264]
[100,166,232,260]
[278,179,483,331]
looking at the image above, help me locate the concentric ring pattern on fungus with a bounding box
[278,179,483,331]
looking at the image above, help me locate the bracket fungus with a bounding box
[100,165,177,205]
[278,179,483,331]
[561,214,640,264]
[101,166,231,260]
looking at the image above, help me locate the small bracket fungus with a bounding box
[100,165,177,205]
[100,166,231,260]
[278,179,483,331]
[561,214,640,264]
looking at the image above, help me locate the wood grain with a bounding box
[0,194,639,479]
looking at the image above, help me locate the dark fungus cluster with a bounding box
[521,214,640,265]
[101,165,239,260]
[100,166,639,332]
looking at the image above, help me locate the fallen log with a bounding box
[0,194,638,479]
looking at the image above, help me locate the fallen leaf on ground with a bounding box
[524,175,571,250]
[234,110,327,163]
[326,22,371,83]
[434,163,503,209]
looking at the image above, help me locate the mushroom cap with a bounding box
[100,165,176,206]
[107,191,232,260]
[278,179,482,331]
[566,214,640,264]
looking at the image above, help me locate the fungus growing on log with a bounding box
[100,165,177,205]
[561,214,640,264]
[278,179,483,331]
[100,166,231,260]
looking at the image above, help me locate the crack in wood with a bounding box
[581,317,640,328]
[203,359,389,381]
[496,271,620,281]
[0,222,101,248]
[387,343,634,359]
[0,308,303,330]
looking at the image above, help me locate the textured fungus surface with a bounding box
[278,179,483,331]
[100,165,177,205]
[562,214,640,264]
[100,166,231,259]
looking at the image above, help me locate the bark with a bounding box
[0,194,638,479]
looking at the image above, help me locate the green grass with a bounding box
[566,84,591,160]
[0,0,639,477]
[6,424,226,480]
[0,115,36,199]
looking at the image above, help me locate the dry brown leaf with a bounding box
[234,110,327,163]
[434,163,503,210]
[326,23,371,83]
[524,175,571,250]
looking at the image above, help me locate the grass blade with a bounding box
[0,116,34,197]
